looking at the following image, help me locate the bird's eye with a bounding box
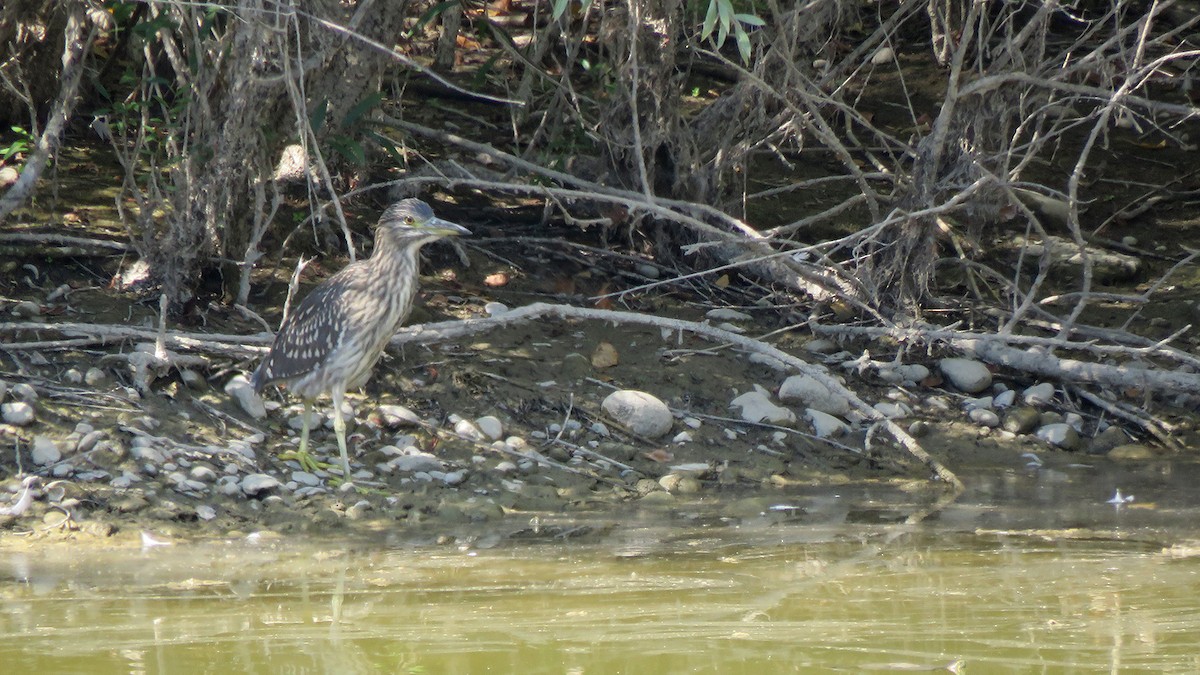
[404,216,414,224]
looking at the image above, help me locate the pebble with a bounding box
[883,364,930,384]
[388,452,445,473]
[84,367,109,386]
[806,409,849,438]
[938,358,992,393]
[454,419,487,442]
[2,401,35,426]
[1089,426,1128,455]
[730,388,796,425]
[375,404,421,429]
[804,339,840,355]
[195,505,217,521]
[993,389,1016,408]
[658,473,702,494]
[180,369,206,390]
[225,375,266,419]
[672,431,694,443]
[484,301,509,316]
[64,368,83,384]
[189,466,218,482]
[871,46,894,64]
[1036,423,1081,451]
[11,300,40,318]
[240,473,281,496]
[11,383,37,402]
[559,353,592,379]
[475,415,504,441]
[635,263,660,279]
[31,436,62,465]
[602,390,674,438]
[1022,382,1056,406]
[706,308,752,321]
[873,402,911,419]
[778,374,851,416]
[748,353,787,371]
[76,430,102,454]
[1002,407,1041,434]
[968,408,1000,427]
[1107,443,1155,460]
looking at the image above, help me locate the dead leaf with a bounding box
[591,341,619,369]
[484,272,509,287]
[715,274,730,288]
[643,449,674,463]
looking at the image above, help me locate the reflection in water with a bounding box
[3,471,1200,673]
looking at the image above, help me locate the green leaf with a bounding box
[733,13,765,27]
[309,99,329,133]
[552,0,570,20]
[341,91,385,129]
[702,0,719,39]
[410,0,460,36]
[735,25,751,63]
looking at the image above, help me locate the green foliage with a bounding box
[0,126,35,164]
[408,0,461,37]
[701,0,764,63]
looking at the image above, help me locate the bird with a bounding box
[251,198,470,480]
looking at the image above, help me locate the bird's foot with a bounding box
[278,449,331,475]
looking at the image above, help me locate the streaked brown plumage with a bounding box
[252,199,470,479]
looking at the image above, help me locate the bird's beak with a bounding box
[431,218,471,237]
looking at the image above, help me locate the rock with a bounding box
[993,389,1016,408]
[968,408,1000,428]
[1,401,35,426]
[1088,426,1128,455]
[11,300,40,318]
[240,473,281,496]
[706,308,752,321]
[804,339,840,355]
[454,419,487,442]
[484,301,509,316]
[730,389,796,425]
[475,415,504,441]
[1002,407,1042,434]
[1036,423,1081,451]
[806,409,849,438]
[84,367,109,386]
[11,383,37,402]
[890,364,930,384]
[873,402,911,419]
[938,358,992,393]
[388,451,445,473]
[778,374,851,416]
[1107,444,1155,461]
[658,473,702,494]
[748,353,787,371]
[180,369,206,390]
[64,368,83,384]
[1022,382,1056,406]
[224,375,266,419]
[375,404,421,429]
[559,353,592,380]
[31,436,62,465]
[602,390,673,438]
[189,465,218,482]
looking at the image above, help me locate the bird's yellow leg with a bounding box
[279,400,329,474]
[331,387,353,481]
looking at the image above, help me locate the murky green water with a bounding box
[4,468,1200,674]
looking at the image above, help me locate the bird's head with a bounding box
[375,198,471,246]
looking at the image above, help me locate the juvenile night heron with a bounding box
[251,199,470,479]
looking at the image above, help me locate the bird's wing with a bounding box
[251,278,351,389]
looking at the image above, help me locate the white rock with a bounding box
[873,402,911,419]
[2,401,35,426]
[376,404,421,428]
[84,367,109,386]
[871,46,894,65]
[994,389,1016,408]
[778,374,851,416]
[806,409,849,438]
[31,435,62,465]
[672,431,694,443]
[475,415,504,441]
[730,390,796,425]
[454,419,487,442]
[706,308,752,321]
[602,390,673,438]
[1023,382,1056,406]
[439,470,466,485]
[224,375,266,419]
[968,408,1000,427]
[195,505,217,521]
[11,383,37,401]
[804,339,840,354]
[963,396,993,410]
[590,421,610,436]
[388,452,445,473]
[484,302,509,316]
[748,353,787,371]
[240,473,281,496]
[938,358,992,393]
